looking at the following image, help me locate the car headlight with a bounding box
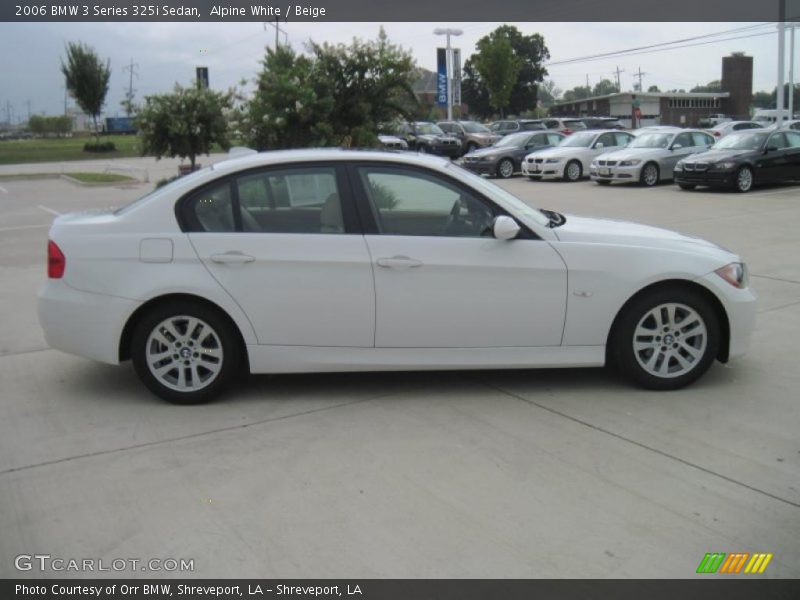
[674,161,684,171]
[545,158,562,163]
[713,161,737,170]
[619,159,641,166]
[715,262,748,289]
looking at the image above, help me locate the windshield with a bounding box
[494,132,529,148]
[630,133,672,149]
[416,122,445,135]
[449,163,550,227]
[715,132,768,150]
[559,132,595,147]
[461,121,491,134]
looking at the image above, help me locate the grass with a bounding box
[0,135,142,164]
[65,172,136,184]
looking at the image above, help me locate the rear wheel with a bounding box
[131,301,242,403]
[497,158,515,179]
[610,288,720,390]
[640,162,660,186]
[678,183,696,191]
[735,166,753,192]
[564,160,582,182]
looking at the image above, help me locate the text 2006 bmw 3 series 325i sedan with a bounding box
[38,150,756,403]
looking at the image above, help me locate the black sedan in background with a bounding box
[391,121,462,158]
[674,129,800,192]
[458,130,566,178]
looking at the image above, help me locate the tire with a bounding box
[678,183,696,191]
[497,158,515,179]
[609,287,720,390]
[640,162,660,186]
[131,300,243,403]
[735,165,754,193]
[564,160,582,182]
[466,142,478,153]
[418,144,428,154]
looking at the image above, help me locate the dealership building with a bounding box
[549,53,753,127]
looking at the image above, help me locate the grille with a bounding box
[597,160,617,166]
[694,163,709,171]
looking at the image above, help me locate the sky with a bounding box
[0,21,788,122]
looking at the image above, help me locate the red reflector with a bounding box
[714,131,721,137]
[48,240,65,278]
[563,128,572,135]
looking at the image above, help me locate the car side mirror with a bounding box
[765,146,779,153]
[671,143,683,150]
[493,216,521,241]
[594,142,604,150]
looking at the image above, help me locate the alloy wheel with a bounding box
[642,164,659,186]
[632,303,707,379]
[498,159,514,178]
[736,167,753,192]
[566,161,581,181]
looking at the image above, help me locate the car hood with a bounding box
[552,214,736,260]
[466,146,514,158]
[597,147,667,161]
[682,148,754,162]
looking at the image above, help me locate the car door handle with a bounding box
[376,256,423,269]
[210,251,255,264]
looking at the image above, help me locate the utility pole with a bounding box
[122,58,139,116]
[586,74,590,91]
[264,18,287,51]
[789,23,796,118]
[26,99,32,121]
[634,66,646,92]
[613,66,625,92]
[778,16,786,118]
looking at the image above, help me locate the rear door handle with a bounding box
[210,251,255,264]
[376,255,423,269]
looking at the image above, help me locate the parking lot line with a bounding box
[0,223,50,233]
[36,205,61,216]
[0,185,8,195]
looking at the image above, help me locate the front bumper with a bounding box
[38,280,139,365]
[696,271,757,360]
[674,169,736,187]
[460,159,498,175]
[426,144,462,158]
[521,159,565,179]
[590,163,642,183]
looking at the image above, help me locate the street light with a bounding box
[433,28,463,121]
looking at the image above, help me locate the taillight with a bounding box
[563,128,573,135]
[713,131,721,137]
[48,240,65,278]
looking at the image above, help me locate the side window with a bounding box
[614,132,632,147]
[674,132,694,147]
[784,131,800,147]
[692,132,712,146]
[489,122,501,132]
[185,182,235,233]
[506,122,519,132]
[548,133,564,145]
[543,120,557,129]
[596,132,616,147]
[767,133,788,150]
[236,167,343,234]
[358,167,495,238]
[734,122,758,131]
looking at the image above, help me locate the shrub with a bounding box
[83,141,116,153]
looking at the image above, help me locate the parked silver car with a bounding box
[591,129,715,186]
[707,120,762,139]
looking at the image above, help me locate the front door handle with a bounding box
[376,255,423,269]
[210,251,255,264]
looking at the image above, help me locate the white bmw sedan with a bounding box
[522,130,634,181]
[38,150,756,403]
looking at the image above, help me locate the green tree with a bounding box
[472,35,521,117]
[537,80,561,107]
[462,25,550,119]
[647,85,661,93]
[562,85,592,103]
[137,84,233,170]
[690,80,722,93]
[592,79,618,97]
[60,42,111,144]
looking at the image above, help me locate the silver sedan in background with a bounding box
[590,129,715,186]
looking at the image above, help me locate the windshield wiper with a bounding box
[540,209,566,228]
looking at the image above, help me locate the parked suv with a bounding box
[390,122,462,157]
[437,120,501,154]
[537,118,588,135]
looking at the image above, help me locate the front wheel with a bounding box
[609,288,720,390]
[735,166,754,192]
[640,162,660,186]
[131,301,242,403]
[497,158,515,179]
[564,160,582,182]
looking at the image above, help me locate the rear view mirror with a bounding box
[493,216,521,241]
[765,146,779,153]
[594,142,604,150]
[671,143,683,150]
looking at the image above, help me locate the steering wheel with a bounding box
[443,197,463,233]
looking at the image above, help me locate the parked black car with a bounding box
[674,129,800,192]
[390,122,462,158]
[488,119,547,136]
[458,131,566,178]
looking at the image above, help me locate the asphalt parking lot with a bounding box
[1,157,799,578]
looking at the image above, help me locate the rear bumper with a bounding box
[37,280,138,365]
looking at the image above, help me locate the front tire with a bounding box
[497,158,515,179]
[131,301,242,403]
[564,160,582,182]
[735,166,754,192]
[609,288,720,390]
[640,162,660,186]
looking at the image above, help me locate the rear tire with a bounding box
[609,287,720,390]
[131,300,243,403]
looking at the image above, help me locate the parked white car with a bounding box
[38,150,756,403]
[522,130,635,181]
[707,120,762,139]
[590,129,715,186]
